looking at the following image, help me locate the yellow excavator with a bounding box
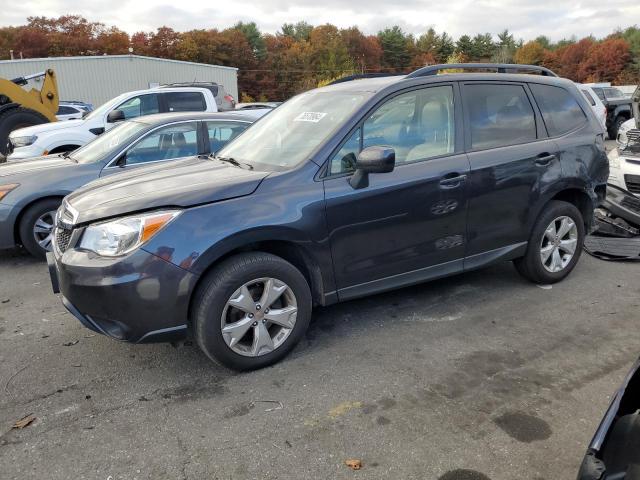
[0,69,58,158]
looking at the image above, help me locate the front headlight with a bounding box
[79,210,181,257]
[617,130,628,149]
[608,148,620,169]
[0,183,19,201]
[10,135,37,148]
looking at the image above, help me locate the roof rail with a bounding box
[327,73,405,85]
[406,63,558,78]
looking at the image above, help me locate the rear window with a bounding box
[165,92,206,112]
[530,84,587,136]
[464,84,537,150]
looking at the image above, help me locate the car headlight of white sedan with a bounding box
[79,210,181,257]
[10,135,38,147]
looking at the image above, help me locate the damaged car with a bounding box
[608,86,640,195]
[47,63,608,370]
[578,358,640,480]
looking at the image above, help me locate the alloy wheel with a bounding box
[540,215,578,273]
[220,277,298,357]
[32,210,56,252]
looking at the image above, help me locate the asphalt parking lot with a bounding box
[1,246,639,480]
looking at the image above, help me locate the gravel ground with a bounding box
[0,245,638,480]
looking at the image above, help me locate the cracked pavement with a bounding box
[1,246,639,480]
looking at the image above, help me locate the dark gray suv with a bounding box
[47,64,609,370]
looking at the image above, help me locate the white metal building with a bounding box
[0,55,238,108]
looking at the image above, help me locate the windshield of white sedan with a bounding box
[215,91,367,169]
[72,121,148,164]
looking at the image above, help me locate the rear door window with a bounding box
[530,84,587,136]
[124,122,199,165]
[464,84,537,150]
[206,121,249,153]
[165,92,207,112]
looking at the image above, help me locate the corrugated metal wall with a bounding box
[0,55,238,107]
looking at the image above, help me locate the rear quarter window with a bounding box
[531,84,587,136]
[165,92,207,112]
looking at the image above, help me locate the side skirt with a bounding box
[335,242,527,303]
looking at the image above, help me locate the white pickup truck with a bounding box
[7,86,223,160]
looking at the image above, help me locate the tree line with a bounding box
[0,16,638,101]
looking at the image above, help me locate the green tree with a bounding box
[435,32,455,61]
[281,21,312,41]
[471,33,495,59]
[377,26,411,70]
[233,21,266,60]
[455,35,473,58]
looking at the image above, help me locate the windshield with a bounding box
[82,92,130,121]
[603,87,626,100]
[72,120,149,164]
[216,90,368,170]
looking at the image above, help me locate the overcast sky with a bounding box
[3,0,639,41]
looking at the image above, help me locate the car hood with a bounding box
[65,156,271,224]
[0,155,75,178]
[10,119,85,137]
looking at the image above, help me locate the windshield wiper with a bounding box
[212,155,253,170]
[61,151,77,163]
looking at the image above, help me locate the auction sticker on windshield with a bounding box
[294,112,327,123]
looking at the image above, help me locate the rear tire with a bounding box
[19,198,62,259]
[514,200,585,284]
[193,252,312,371]
[0,107,50,157]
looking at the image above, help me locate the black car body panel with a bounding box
[48,69,609,346]
[50,248,196,342]
[578,358,640,480]
[66,157,271,224]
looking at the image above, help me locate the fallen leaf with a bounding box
[328,401,362,418]
[1,299,9,303]
[63,340,79,346]
[12,414,35,429]
[345,459,362,470]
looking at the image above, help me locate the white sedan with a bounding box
[608,118,640,195]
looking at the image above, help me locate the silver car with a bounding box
[0,110,267,257]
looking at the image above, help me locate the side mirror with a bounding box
[115,154,127,168]
[107,109,125,123]
[349,146,395,189]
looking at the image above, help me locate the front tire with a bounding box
[18,198,62,258]
[193,252,312,371]
[514,200,585,284]
[608,116,626,140]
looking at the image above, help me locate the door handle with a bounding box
[535,153,556,166]
[439,173,467,188]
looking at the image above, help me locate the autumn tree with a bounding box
[95,27,129,55]
[340,27,383,72]
[579,38,631,82]
[514,40,546,65]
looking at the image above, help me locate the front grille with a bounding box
[624,174,640,195]
[621,129,640,155]
[621,194,640,212]
[55,227,73,253]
